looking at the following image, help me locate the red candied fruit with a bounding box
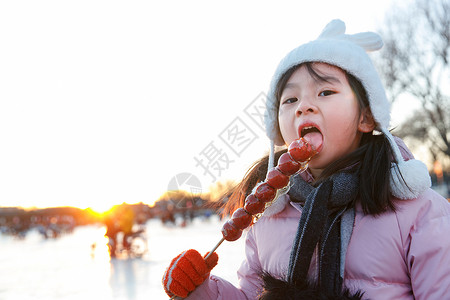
[221,220,242,241]
[266,167,290,189]
[230,208,252,230]
[254,183,276,203]
[288,138,315,162]
[244,194,266,215]
[277,152,301,175]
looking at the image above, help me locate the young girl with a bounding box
[162,19,450,299]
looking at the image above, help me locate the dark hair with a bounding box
[223,63,395,216]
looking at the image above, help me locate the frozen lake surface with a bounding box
[0,215,246,300]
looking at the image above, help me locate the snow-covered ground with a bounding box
[0,215,246,300]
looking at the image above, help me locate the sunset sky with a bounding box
[0,0,414,212]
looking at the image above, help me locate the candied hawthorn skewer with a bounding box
[219,137,316,243]
[203,138,318,261]
[167,138,319,300]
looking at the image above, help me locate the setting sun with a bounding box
[86,203,115,216]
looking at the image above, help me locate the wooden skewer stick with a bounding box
[204,237,225,260]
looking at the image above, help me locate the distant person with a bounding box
[103,212,120,257]
[162,20,450,299]
[118,205,135,251]
[161,203,175,225]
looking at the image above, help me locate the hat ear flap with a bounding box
[382,129,431,199]
[390,160,431,199]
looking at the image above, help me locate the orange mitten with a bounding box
[162,249,219,298]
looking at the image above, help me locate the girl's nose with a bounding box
[296,98,316,116]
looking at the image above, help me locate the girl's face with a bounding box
[278,63,374,178]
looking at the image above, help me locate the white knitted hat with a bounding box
[264,19,430,199]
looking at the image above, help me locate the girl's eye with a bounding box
[283,97,298,104]
[319,90,335,96]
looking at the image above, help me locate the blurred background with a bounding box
[0,0,449,299]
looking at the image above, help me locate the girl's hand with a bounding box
[162,249,219,298]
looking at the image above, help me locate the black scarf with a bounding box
[259,172,364,300]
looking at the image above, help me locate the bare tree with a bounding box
[376,0,450,168]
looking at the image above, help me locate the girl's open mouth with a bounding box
[299,125,323,152]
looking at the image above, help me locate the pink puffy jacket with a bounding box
[186,144,450,300]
